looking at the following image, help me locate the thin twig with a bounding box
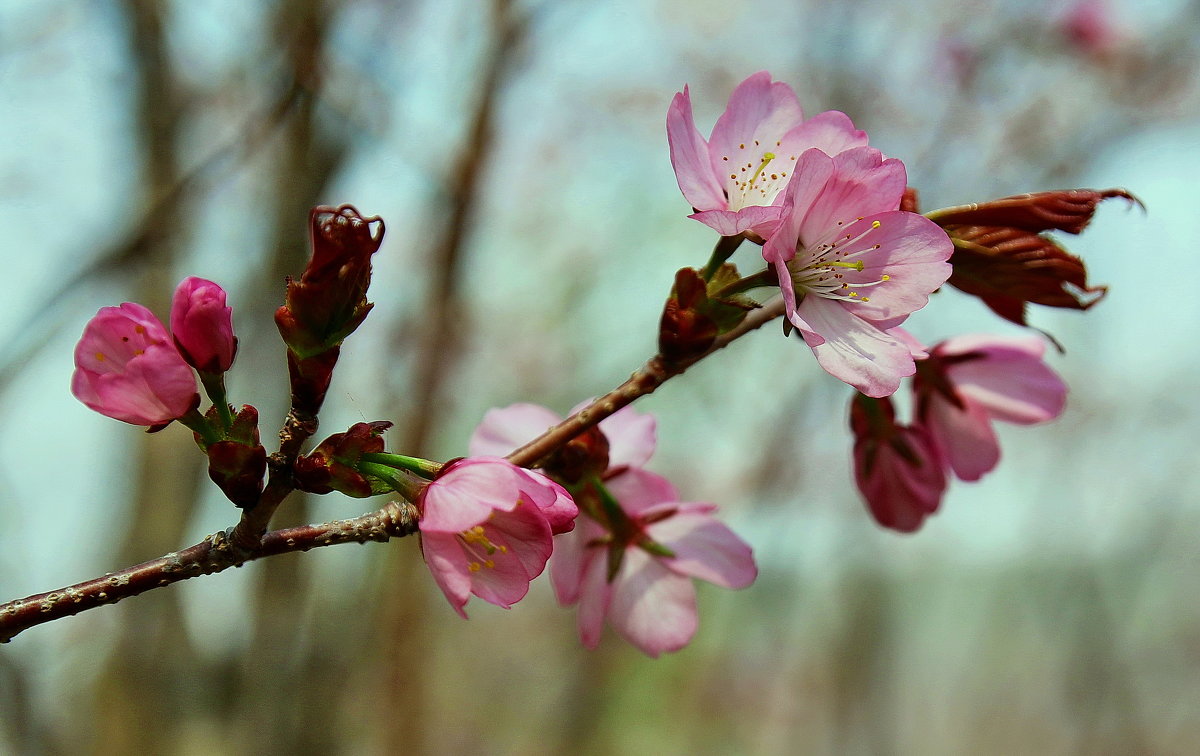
[0,501,417,643]
[507,297,785,468]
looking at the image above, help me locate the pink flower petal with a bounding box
[795,297,917,397]
[550,518,605,605]
[593,404,658,469]
[575,549,613,649]
[833,212,954,323]
[514,467,578,534]
[608,548,698,658]
[936,336,1067,425]
[646,508,757,589]
[465,506,552,608]
[853,425,946,533]
[798,148,906,247]
[419,458,522,533]
[688,206,787,237]
[924,395,1001,482]
[469,403,563,457]
[605,468,678,516]
[667,86,727,212]
[763,149,837,265]
[782,110,868,158]
[707,72,805,181]
[420,531,473,618]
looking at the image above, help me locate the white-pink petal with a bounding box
[469,403,563,457]
[925,396,1002,482]
[667,86,727,212]
[419,458,522,533]
[608,548,699,658]
[796,296,917,397]
[647,509,757,589]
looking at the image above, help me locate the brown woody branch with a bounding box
[0,501,417,643]
[0,297,784,643]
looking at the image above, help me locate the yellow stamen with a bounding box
[748,152,776,185]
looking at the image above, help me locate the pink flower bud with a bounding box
[71,302,198,426]
[171,277,237,373]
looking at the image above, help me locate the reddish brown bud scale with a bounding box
[276,205,384,357]
[195,405,266,508]
[659,268,719,364]
[294,421,394,499]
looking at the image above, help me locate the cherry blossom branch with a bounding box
[0,501,418,643]
[507,296,785,468]
[0,296,781,643]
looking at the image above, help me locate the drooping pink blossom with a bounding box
[171,276,237,373]
[849,393,947,533]
[471,403,756,656]
[71,302,198,426]
[915,334,1067,482]
[551,468,757,657]
[762,146,953,397]
[668,71,868,238]
[418,457,577,617]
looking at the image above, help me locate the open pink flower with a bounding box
[850,393,946,533]
[71,302,198,425]
[171,276,237,373]
[762,147,953,397]
[471,402,756,655]
[418,457,577,617]
[916,334,1067,482]
[551,468,757,657]
[668,71,868,238]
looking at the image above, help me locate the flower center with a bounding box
[721,140,796,210]
[458,524,508,572]
[788,218,889,303]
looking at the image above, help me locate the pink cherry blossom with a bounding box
[916,334,1067,482]
[418,457,577,617]
[668,71,868,238]
[71,302,198,426]
[471,402,755,655]
[551,468,756,657]
[171,277,237,373]
[762,146,953,397]
[850,394,946,533]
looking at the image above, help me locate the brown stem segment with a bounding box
[507,297,785,468]
[0,501,418,643]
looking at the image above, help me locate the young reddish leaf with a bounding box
[927,188,1140,234]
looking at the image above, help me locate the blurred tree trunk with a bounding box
[228,0,355,753]
[89,2,207,754]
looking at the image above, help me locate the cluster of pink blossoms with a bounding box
[851,333,1067,532]
[72,277,236,426]
[670,71,954,398]
[64,73,1089,655]
[466,403,757,657]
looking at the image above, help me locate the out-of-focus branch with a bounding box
[398,0,522,453]
[0,501,418,643]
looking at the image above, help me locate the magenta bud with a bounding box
[171,276,237,373]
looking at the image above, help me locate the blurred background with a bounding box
[1,0,1198,753]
